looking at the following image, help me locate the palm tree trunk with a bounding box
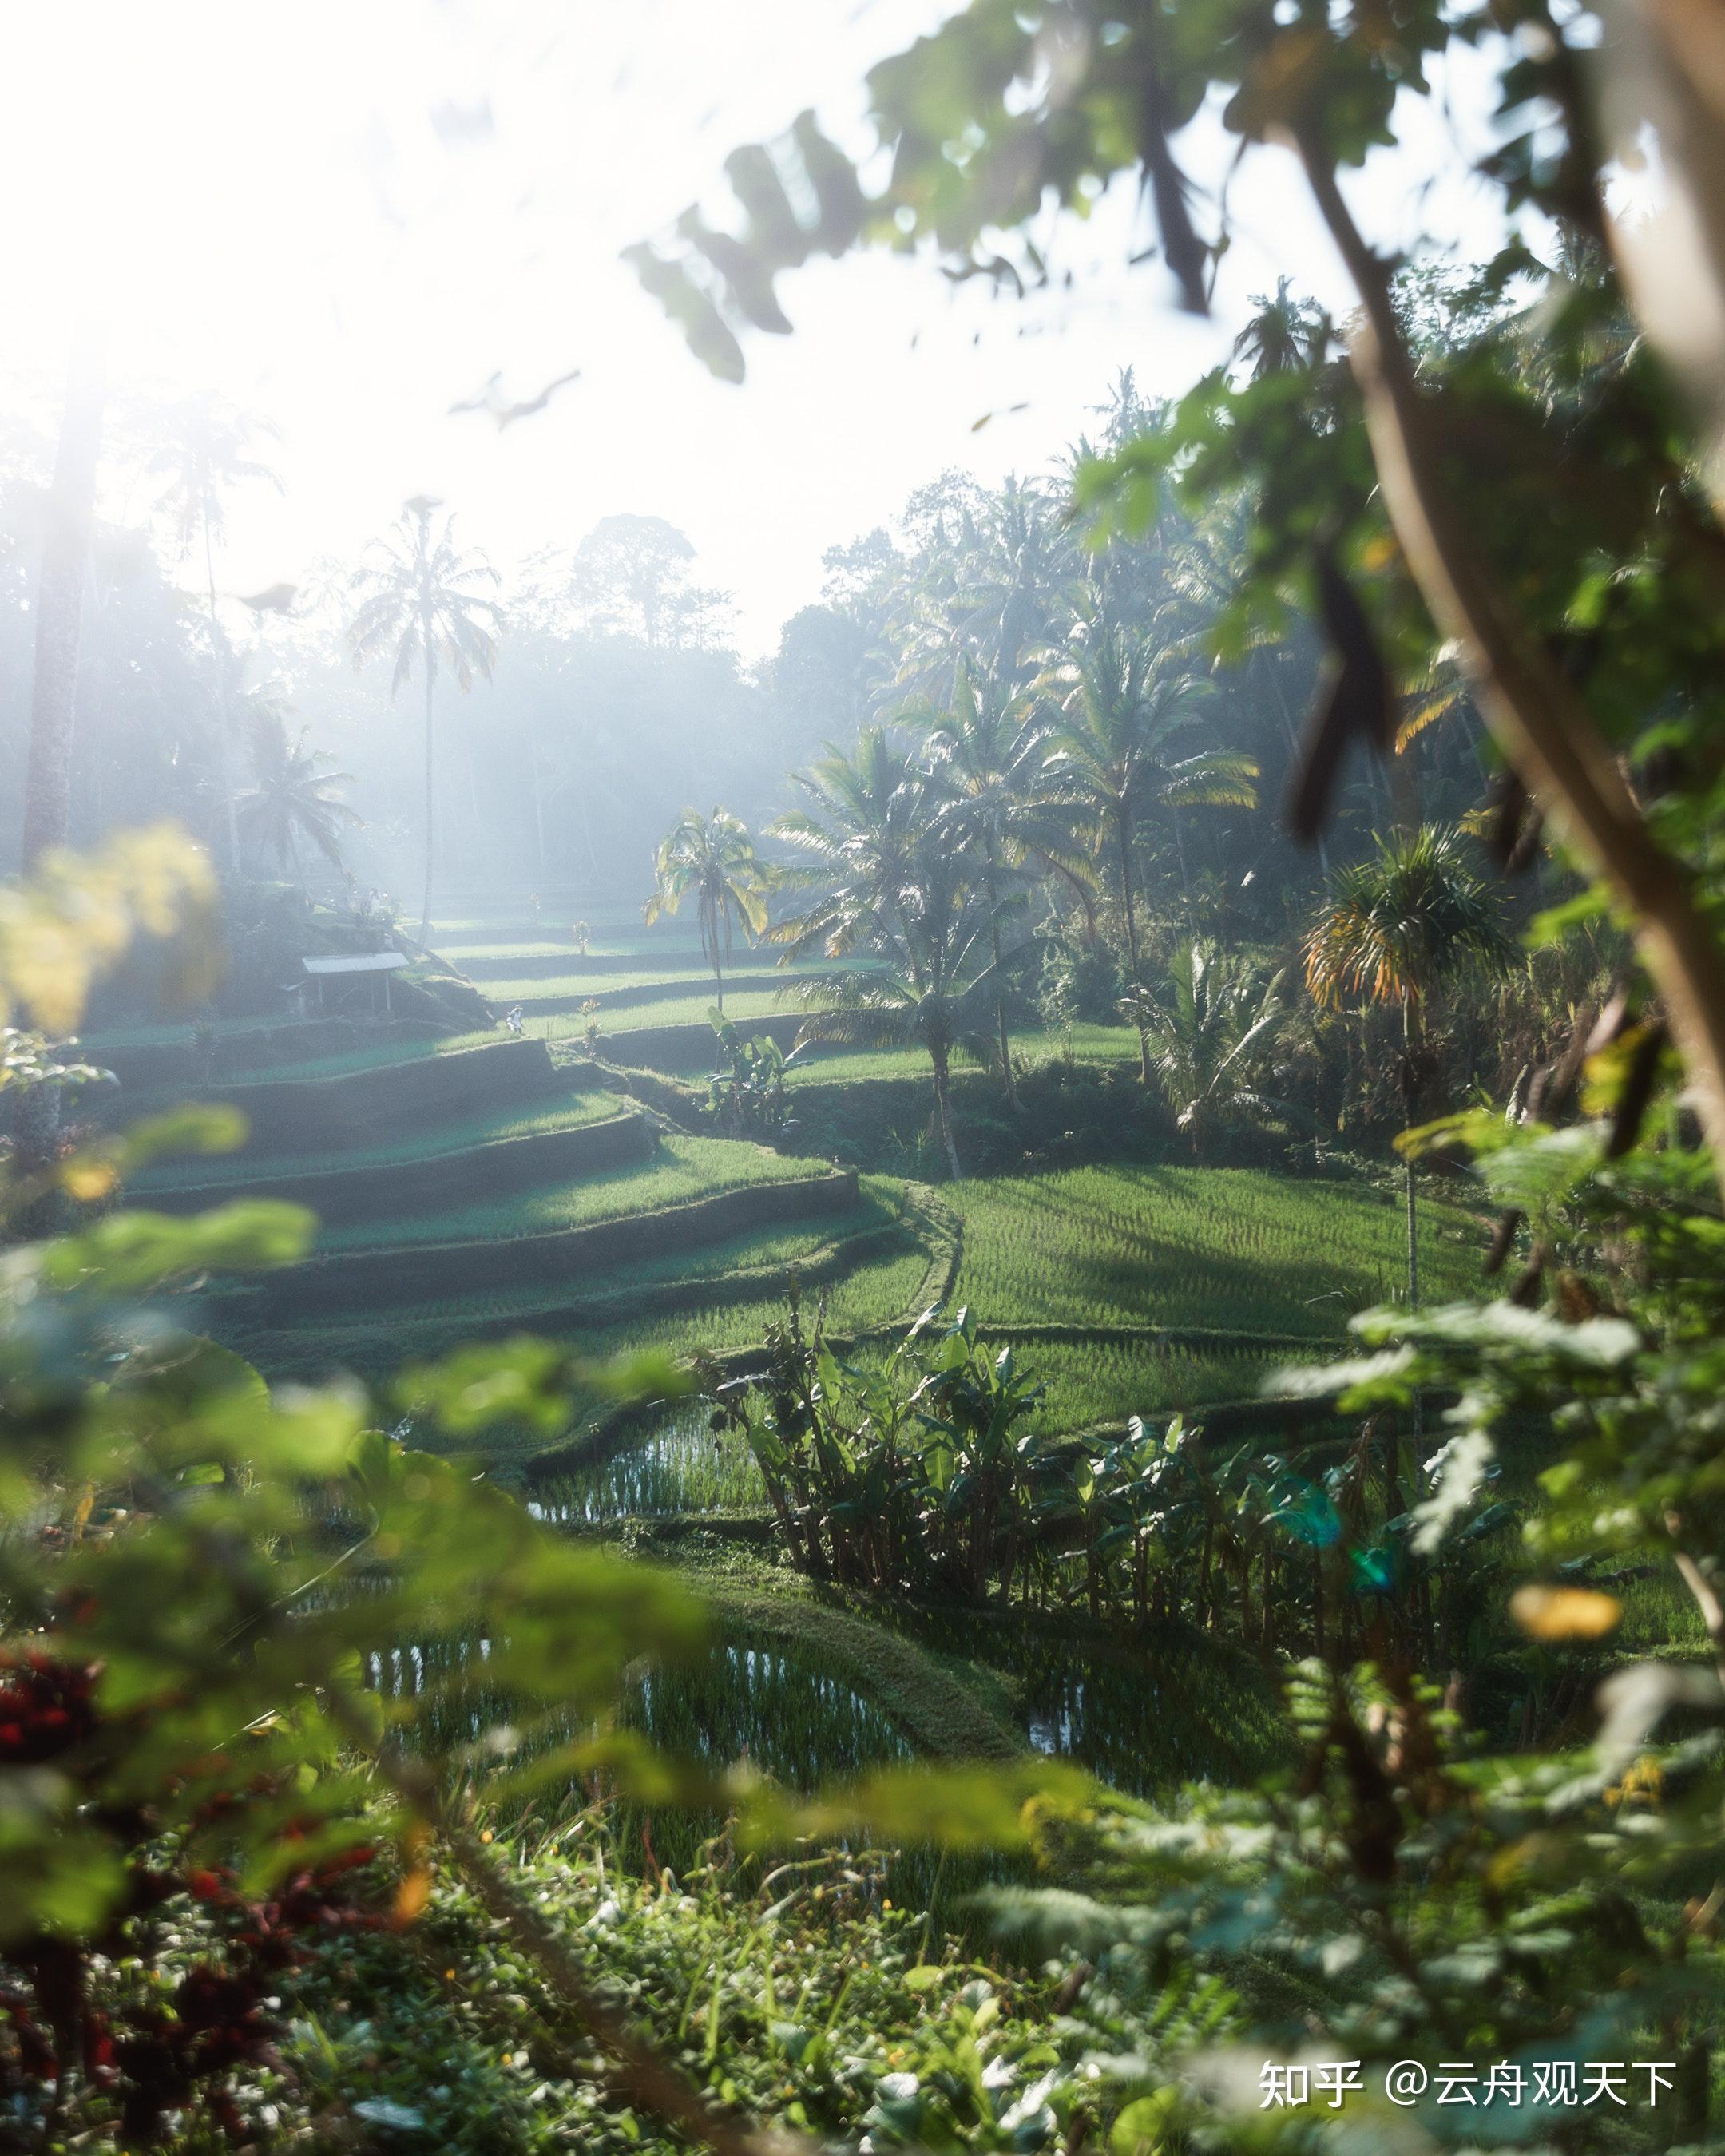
[1299,137,1725,1204]
[1118,811,1151,1086]
[930,1044,962,1179]
[1172,807,1192,919]
[22,331,105,870]
[1402,994,1420,1312]
[707,904,724,1013]
[419,620,437,945]
[205,521,240,877]
[989,873,1019,1112]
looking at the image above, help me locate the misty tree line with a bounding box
[2,339,1503,929]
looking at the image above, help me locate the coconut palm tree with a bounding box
[644,807,772,1010]
[1304,825,1512,1307]
[237,702,361,886]
[152,394,284,874]
[1128,941,1290,1155]
[792,840,1000,1179]
[917,664,1089,1110]
[894,474,1081,703]
[347,499,501,941]
[770,727,930,961]
[1034,619,1258,1079]
[1231,276,1330,381]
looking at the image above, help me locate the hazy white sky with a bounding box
[0,1,1508,656]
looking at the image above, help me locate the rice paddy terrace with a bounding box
[86,900,1488,1811]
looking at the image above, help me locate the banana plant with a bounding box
[707,1008,810,1138]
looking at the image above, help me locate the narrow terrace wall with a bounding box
[214,1167,860,1324]
[459,949,778,985]
[599,1012,804,1074]
[94,1020,443,1095]
[137,1109,656,1227]
[194,1038,569,1152]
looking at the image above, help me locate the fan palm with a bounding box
[152,394,284,873]
[237,703,361,886]
[1304,825,1512,1306]
[644,807,771,1010]
[1034,619,1258,1079]
[347,500,501,941]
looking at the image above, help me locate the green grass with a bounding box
[589,988,795,1034]
[786,1024,1140,1088]
[252,1239,938,1417]
[316,1133,830,1252]
[273,1183,928,1335]
[129,1090,625,1190]
[553,1254,933,1373]
[435,935,704,961]
[987,1333,1321,1433]
[82,1011,307,1052]
[949,1163,1483,1339]
[212,1030,506,1081]
[471,967,755,1001]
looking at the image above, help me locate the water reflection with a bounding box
[626,1642,910,1789]
[363,1623,902,1792]
[529,1408,765,1523]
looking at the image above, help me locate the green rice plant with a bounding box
[950,1164,1482,1338]
[531,1410,768,1520]
[128,1090,622,1190]
[460,955,829,999]
[785,1023,1140,1088]
[315,1134,828,1252]
[992,1335,1319,1435]
[619,1639,912,1788]
[573,988,794,1033]
[246,1239,938,1424]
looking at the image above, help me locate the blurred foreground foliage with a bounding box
[6,842,1725,2152]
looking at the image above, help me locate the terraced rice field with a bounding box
[300,1179,922,1322]
[950,1164,1482,1338]
[315,1132,827,1250]
[129,1090,623,1190]
[784,1023,1141,1087]
[153,914,1470,1483]
[252,1229,935,1405]
[575,987,794,1033]
[530,1410,768,1520]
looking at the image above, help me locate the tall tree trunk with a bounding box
[205,520,240,875]
[1118,810,1152,1086]
[1171,806,1192,920]
[989,868,1019,1112]
[1298,136,1725,1199]
[930,1044,962,1179]
[418,620,437,945]
[1402,995,1420,1312]
[22,329,105,870]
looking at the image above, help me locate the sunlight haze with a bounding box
[0,0,1500,653]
